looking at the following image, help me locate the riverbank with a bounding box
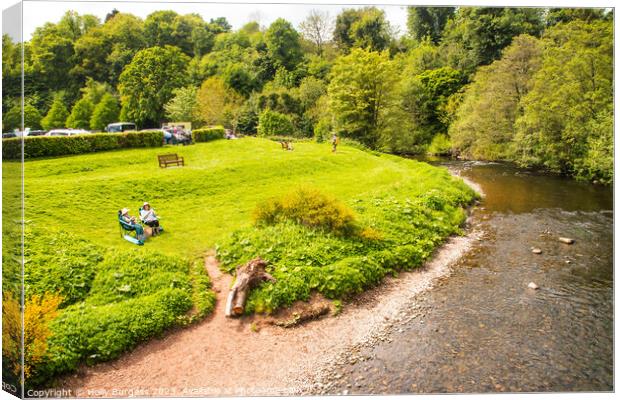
[58,211,482,397]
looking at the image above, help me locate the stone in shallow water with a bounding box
[559,237,575,244]
[528,282,539,290]
[532,248,542,254]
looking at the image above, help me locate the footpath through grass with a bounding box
[5,137,477,386]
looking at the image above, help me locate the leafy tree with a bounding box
[333,7,392,53]
[29,23,76,92]
[450,35,543,159]
[222,64,257,97]
[257,109,295,136]
[349,8,392,52]
[442,7,545,74]
[118,45,189,127]
[66,97,94,129]
[265,18,303,71]
[299,10,333,55]
[196,76,244,130]
[3,103,43,131]
[41,94,69,130]
[513,20,613,182]
[56,10,100,41]
[545,8,610,26]
[391,66,465,152]
[407,6,455,44]
[164,86,200,125]
[210,17,232,33]
[328,49,399,148]
[90,93,120,131]
[72,13,145,85]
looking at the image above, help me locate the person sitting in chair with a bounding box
[140,202,161,235]
[120,208,145,239]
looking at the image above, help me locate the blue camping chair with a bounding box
[118,210,145,245]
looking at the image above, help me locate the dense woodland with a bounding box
[1,7,613,182]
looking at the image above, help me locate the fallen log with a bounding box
[225,257,275,317]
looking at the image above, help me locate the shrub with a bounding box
[253,188,357,235]
[3,292,63,380]
[257,109,295,137]
[427,134,452,156]
[2,130,163,159]
[192,126,225,142]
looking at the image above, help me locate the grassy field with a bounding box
[4,137,477,385]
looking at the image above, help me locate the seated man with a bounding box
[120,208,145,239]
[139,202,161,235]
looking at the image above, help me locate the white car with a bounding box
[46,129,90,136]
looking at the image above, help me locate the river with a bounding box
[322,159,613,394]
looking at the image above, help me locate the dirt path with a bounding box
[58,228,480,398]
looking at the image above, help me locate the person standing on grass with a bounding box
[331,133,339,153]
[140,202,161,235]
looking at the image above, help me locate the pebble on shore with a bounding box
[559,237,575,244]
[528,282,539,290]
[532,248,543,254]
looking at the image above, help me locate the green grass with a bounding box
[5,137,477,385]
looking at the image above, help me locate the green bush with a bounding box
[2,130,163,159]
[192,126,225,142]
[427,134,452,156]
[257,109,295,137]
[253,188,357,236]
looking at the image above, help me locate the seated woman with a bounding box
[120,208,145,239]
[140,202,161,235]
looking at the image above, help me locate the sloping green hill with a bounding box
[5,137,477,385]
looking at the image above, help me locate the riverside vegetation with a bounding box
[3,138,476,386]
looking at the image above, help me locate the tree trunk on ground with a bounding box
[225,257,276,317]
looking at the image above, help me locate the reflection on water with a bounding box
[327,159,613,393]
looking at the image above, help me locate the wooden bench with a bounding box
[158,153,184,168]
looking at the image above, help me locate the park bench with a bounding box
[158,153,184,168]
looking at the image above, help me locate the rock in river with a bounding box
[532,248,543,254]
[528,282,539,290]
[559,237,575,244]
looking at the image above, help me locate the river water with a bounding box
[324,160,613,394]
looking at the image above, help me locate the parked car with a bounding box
[2,132,16,138]
[27,130,47,136]
[46,129,90,136]
[106,122,137,133]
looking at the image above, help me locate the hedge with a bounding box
[2,130,163,159]
[192,126,225,142]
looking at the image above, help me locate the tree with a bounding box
[118,45,189,127]
[333,8,392,53]
[41,94,69,130]
[196,77,245,131]
[328,49,399,148]
[3,103,43,131]
[299,10,333,55]
[442,7,545,74]
[449,35,543,159]
[513,20,613,182]
[29,23,76,92]
[90,93,120,131]
[164,86,200,125]
[349,8,392,51]
[72,13,146,85]
[407,7,455,44]
[265,18,303,71]
[545,8,610,27]
[257,109,295,136]
[66,97,94,129]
